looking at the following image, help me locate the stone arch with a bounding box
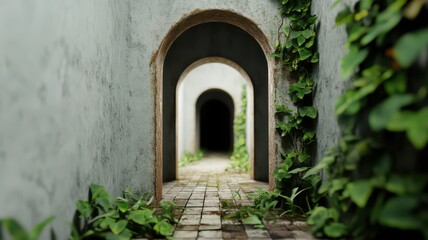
[175,57,254,178]
[153,9,275,200]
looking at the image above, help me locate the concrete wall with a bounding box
[0,0,155,238]
[177,61,253,162]
[311,1,356,164]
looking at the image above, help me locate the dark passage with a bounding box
[200,99,232,152]
[196,89,234,153]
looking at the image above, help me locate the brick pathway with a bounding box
[161,154,315,240]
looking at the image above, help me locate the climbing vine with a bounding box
[307,0,428,239]
[229,86,249,173]
[272,0,320,212]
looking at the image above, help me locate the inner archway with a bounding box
[197,90,234,153]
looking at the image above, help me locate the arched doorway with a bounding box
[197,89,234,153]
[153,9,275,200]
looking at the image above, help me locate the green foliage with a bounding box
[229,87,249,173]
[271,0,320,217]
[308,1,428,239]
[0,216,55,240]
[179,150,204,167]
[70,184,176,240]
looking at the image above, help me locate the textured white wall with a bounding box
[0,0,154,238]
[311,0,357,164]
[176,61,253,163]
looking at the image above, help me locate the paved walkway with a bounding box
[162,154,315,240]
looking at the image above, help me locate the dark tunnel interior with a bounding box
[199,99,233,152]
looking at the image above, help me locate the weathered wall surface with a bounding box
[311,1,354,164]
[0,0,154,238]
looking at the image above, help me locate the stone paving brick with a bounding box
[245,225,271,238]
[292,230,316,239]
[174,230,198,238]
[187,199,204,207]
[175,225,199,231]
[199,230,223,238]
[165,156,315,239]
[183,207,202,215]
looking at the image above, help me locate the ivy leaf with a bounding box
[243,215,263,225]
[393,28,428,68]
[360,2,403,45]
[384,72,406,95]
[324,222,347,238]
[29,216,55,240]
[128,209,157,225]
[347,26,368,44]
[115,197,129,213]
[275,104,293,114]
[302,29,314,38]
[109,220,128,235]
[387,108,428,149]
[303,131,315,141]
[378,196,421,230]
[290,31,302,39]
[76,200,92,218]
[298,153,310,163]
[298,48,312,60]
[341,47,369,79]
[385,175,427,195]
[335,7,353,26]
[283,26,291,36]
[99,217,116,230]
[90,184,112,201]
[1,218,29,239]
[310,52,319,63]
[285,39,293,49]
[368,94,415,131]
[346,180,373,208]
[307,207,329,232]
[287,167,310,174]
[297,36,306,46]
[307,15,318,25]
[154,220,174,236]
[106,229,132,240]
[299,106,317,119]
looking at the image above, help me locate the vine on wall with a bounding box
[229,86,249,172]
[272,0,320,212]
[307,0,428,239]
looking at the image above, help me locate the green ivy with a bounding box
[272,0,320,213]
[179,150,204,167]
[229,87,249,173]
[308,0,428,239]
[0,216,55,240]
[70,184,177,240]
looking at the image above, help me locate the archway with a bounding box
[153,9,275,200]
[197,89,234,153]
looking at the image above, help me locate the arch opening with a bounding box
[154,9,275,201]
[197,89,234,153]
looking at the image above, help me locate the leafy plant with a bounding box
[229,87,249,173]
[271,0,320,215]
[70,184,176,240]
[179,150,204,167]
[0,216,55,240]
[307,1,428,239]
